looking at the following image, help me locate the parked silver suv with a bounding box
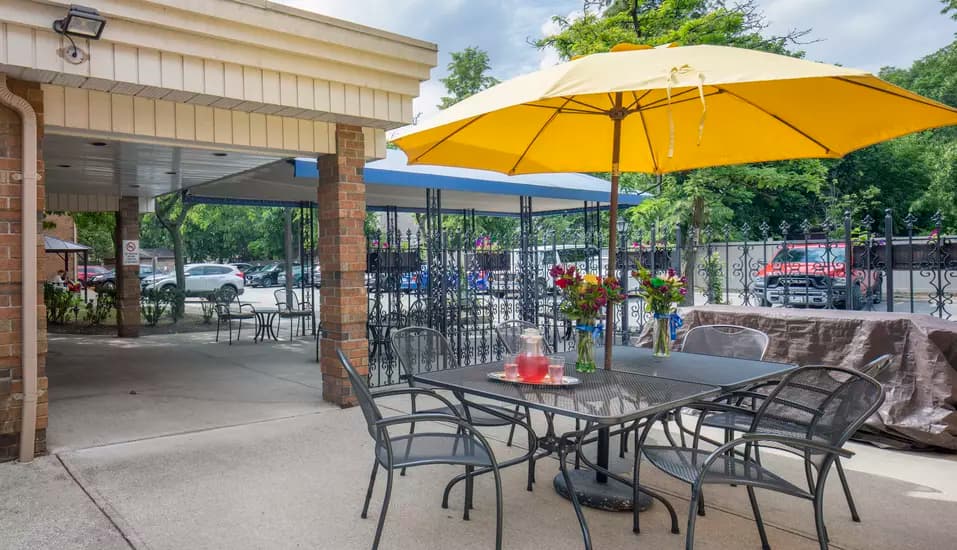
[143,263,245,298]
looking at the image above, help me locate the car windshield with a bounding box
[772,247,845,263]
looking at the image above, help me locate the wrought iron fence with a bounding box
[365,207,954,387]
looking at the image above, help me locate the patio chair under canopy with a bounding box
[391,42,957,369]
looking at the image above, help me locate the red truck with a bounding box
[751,243,883,309]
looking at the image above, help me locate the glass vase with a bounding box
[653,316,671,357]
[575,324,596,373]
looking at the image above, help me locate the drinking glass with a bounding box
[547,355,565,384]
[504,353,519,380]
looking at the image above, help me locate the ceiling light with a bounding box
[53,5,107,40]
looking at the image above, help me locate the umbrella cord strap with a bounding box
[666,65,708,157]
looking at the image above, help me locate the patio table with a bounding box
[413,354,721,550]
[253,308,280,342]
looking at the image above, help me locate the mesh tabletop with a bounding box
[413,363,720,425]
[582,346,796,390]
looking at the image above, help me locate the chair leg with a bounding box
[813,493,829,550]
[371,465,393,550]
[463,465,474,520]
[697,493,706,517]
[686,488,703,550]
[524,407,535,490]
[215,319,221,342]
[237,318,243,341]
[835,458,861,522]
[400,421,415,477]
[492,460,504,550]
[506,405,520,446]
[747,486,771,550]
[361,461,378,519]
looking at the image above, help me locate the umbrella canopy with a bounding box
[393,44,957,368]
[393,44,957,174]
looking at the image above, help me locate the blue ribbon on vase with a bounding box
[653,312,683,340]
[576,322,604,338]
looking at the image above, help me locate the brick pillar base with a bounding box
[318,124,367,407]
[115,197,140,337]
[0,77,47,461]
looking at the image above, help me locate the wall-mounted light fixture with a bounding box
[52,5,107,64]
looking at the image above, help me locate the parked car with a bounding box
[751,244,882,309]
[230,262,253,274]
[143,263,245,298]
[277,265,317,287]
[76,265,108,286]
[249,262,290,287]
[89,265,160,291]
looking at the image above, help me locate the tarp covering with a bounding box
[636,305,957,450]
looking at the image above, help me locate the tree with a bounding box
[72,212,115,263]
[153,192,194,306]
[439,47,499,109]
[943,0,957,19]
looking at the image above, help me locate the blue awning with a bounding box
[187,149,646,215]
[293,149,645,208]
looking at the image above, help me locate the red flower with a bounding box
[549,264,565,278]
[555,278,570,289]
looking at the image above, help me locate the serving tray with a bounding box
[487,371,581,387]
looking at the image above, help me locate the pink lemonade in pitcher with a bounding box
[517,353,548,382]
[517,328,548,382]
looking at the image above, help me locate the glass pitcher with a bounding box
[517,328,548,382]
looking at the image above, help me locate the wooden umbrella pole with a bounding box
[605,92,624,370]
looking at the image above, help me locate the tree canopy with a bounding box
[438,47,500,109]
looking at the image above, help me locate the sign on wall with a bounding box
[121,240,140,266]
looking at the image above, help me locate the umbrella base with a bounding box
[553,470,652,512]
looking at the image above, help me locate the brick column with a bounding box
[0,77,46,460]
[114,197,140,337]
[317,124,366,407]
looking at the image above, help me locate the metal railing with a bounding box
[364,208,953,387]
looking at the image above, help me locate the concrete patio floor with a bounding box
[1,333,955,549]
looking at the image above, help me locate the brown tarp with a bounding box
[635,305,957,450]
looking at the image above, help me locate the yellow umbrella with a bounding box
[392,43,957,368]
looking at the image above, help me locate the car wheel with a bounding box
[101,281,116,292]
[219,285,238,301]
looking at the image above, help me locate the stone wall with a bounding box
[0,77,46,460]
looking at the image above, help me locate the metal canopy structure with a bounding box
[43,235,91,253]
[185,149,646,215]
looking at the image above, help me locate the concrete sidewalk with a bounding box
[0,333,953,549]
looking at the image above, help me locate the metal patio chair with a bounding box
[273,288,314,340]
[390,326,535,482]
[620,324,771,457]
[637,365,885,550]
[696,354,895,523]
[336,348,503,550]
[681,324,770,360]
[214,291,256,345]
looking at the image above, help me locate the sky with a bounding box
[277,0,957,121]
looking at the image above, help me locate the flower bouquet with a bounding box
[632,267,687,357]
[549,265,626,372]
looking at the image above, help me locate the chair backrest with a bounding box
[860,354,894,380]
[390,326,457,385]
[274,289,301,310]
[495,320,553,354]
[751,366,884,466]
[336,348,382,440]
[681,324,769,361]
